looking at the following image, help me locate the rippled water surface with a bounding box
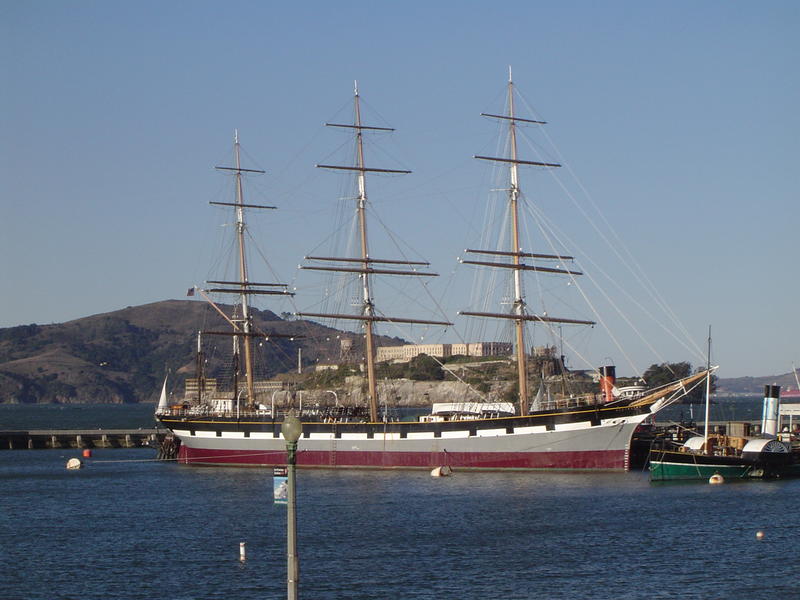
[1,404,797,599]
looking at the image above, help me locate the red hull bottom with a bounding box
[177,446,629,470]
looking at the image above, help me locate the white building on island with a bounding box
[376,342,512,364]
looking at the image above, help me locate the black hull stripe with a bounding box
[158,403,648,437]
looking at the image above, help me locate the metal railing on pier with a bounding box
[0,429,164,450]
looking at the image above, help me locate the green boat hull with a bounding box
[649,449,800,482]
[650,459,753,481]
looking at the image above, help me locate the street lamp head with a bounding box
[281,411,303,442]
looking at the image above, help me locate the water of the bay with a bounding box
[0,402,158,430]
[2,403,797,599]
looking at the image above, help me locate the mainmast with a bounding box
[232,131,256,405]
[352,84,379,414]
[506,74,529,411]
[207,131,294,408]
[297,83,452,422]
[460,70,594,416]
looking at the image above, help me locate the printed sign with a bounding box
[273,467,288,504]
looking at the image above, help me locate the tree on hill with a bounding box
[643,362,715,402]
[406,354,444,381]
[643,362,692,387]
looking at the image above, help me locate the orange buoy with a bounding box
[82,449,92,458]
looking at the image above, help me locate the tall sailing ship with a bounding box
[156,77,711,470]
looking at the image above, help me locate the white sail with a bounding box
[531,380,545,412]
[156,374,169,414]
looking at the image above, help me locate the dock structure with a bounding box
[0,429,164,450]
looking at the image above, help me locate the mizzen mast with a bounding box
[460,70,594,416]
[297,83,451,422]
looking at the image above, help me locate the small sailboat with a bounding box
[156,373,169,414]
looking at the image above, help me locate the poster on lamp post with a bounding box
[273,467,288,504]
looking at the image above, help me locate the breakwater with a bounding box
[0,429,163,450]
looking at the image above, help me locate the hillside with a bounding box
[0,300,403,404]
[715,371,800,395]
[1,300,796,404]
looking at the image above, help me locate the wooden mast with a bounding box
[352,84,380,416]
[207,132,294,408]
[506,71,529,414]
[232,131,257,406]
[460,69,594,416]
[297,83,451,422]
[196,331,204,404]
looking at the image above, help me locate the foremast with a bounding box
[297,83,452,421]
[205,131,294,408]
[460,69,594,416]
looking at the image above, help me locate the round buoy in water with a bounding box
[709,473,724,485]
[430,466,452,477]
[82,449,92,458]
[66,458,82,470]
[756,531,765,540]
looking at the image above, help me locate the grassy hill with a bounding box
[0,300,403,404]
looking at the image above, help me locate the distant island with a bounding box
[0,300,796,404]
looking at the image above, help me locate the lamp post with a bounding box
[281,411,302,600]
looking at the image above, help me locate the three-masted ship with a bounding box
[156,78,711,470]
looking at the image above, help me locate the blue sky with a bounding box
[2,1,798,378]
